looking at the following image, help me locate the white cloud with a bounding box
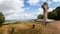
[28,0,40,5]
[53,0,60,2]
[0,0,37,20]
[5,8,25,20]
[41,0,46,2]
[48,8,55,12]
[0,0,56,20]
[29,8,43,19]
[37,8,43,15]
[23,13,33,19]
[31,8,43,19]
[0,0,25,20]
[47,2,52,4]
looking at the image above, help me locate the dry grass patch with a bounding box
[0,21,60,34]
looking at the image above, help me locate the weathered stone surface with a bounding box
[36,19,55,22]
[42,2,48,22]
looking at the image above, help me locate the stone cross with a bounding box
[42,2,49,23]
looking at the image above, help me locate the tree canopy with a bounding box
[0,12,5,26]
[37,14,43,19]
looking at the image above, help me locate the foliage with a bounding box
[55,6,60,20]
[51,6,60,20]
[0,12,5,26]
[37,14,43,19]
[48,11,57,20]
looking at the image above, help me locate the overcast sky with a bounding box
[0,0,60,20]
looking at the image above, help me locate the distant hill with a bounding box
[5,19,36,23]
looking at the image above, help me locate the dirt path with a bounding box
[3,28,8,34]
[50,21,60,29]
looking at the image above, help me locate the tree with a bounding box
[47,6,60,20]
[37,14,43,19]
[0,12,5,27]
[55,6,60,20]
[52,6,60,20]
[48,11,57,20]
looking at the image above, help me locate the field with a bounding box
[0,21,60,34]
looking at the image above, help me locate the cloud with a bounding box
[0,0,24,10]
[29,8,43,19]
[53,0,60,2]
[0,0,57,20]
[47,2,52,4]
[0,0,25,20]
[0,0,38,20]
[28,0,40,5]
[41,0,46,2]
[37,8,43,15]
[48,8,55,12]
[5,12,32,20]
[22,13,34,19]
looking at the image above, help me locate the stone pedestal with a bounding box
[36,19,55,22]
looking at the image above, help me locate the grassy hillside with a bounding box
[0,21,60,34]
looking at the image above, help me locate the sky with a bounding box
[0,0,60,20]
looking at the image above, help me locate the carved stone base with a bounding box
[36,19,55,22]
